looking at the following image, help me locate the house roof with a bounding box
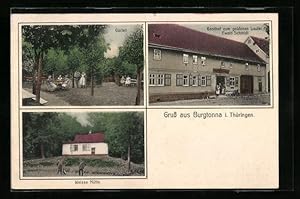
[250,36,269,56]
[148,24,265,64]
[66,132,105,144]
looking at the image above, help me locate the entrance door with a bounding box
[216,76,226,95]
[91,147,95,155]
[240,75,253,94]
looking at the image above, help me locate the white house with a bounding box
[62,131,108,156]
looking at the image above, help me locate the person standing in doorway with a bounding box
[216,83,221,96]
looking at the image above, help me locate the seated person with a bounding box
[46,75,57,92]
[62,75,71,89]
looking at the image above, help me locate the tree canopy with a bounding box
[23,112,144,165]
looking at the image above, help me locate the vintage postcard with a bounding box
[11,13,278,189]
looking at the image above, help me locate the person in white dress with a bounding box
[125,76,131,87]
[120,75,125,86]
[46,75,57,92]
[79,72,86,88]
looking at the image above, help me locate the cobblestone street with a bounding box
[150,94,271,106]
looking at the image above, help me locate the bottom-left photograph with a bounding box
[22,111,145,177]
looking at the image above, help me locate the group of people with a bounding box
[57,159,86,176]
[46,74,71,92]
[74,71,87,88]
[215,83,225,96]
[120,75,133,87]
[46,71,87,92]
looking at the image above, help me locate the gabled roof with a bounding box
[66,132,105,144]
[148,24,265,64]
[250,36,269,56]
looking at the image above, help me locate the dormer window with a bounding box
[245,63,249,70]
[201,56,206,66]
[183,54,189,64]
[153,49,161,60]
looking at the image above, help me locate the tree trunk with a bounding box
[40,143,45,159]
[91,67,94,96]
[135,67,142,105]
[127,141,131,172]
[32,51,39,95]
[72,70,75,88]
[35,52,43,104]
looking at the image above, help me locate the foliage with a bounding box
[23,112,144,164]
[118,25,144,69]
[44,48,68,76]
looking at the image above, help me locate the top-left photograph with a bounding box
[21,24,144,106]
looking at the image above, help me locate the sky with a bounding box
[66,112,92,127]
[183,23,269,43]
[104,24,141,58]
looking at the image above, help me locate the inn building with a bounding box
[148,24,269,103]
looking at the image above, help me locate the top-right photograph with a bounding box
[148,23,271,106]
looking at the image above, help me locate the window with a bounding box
[257,64,261,72]
[183,75,189,86]
[206,76,211,86]
[70,144,78,152]
[201,57,206,66]
[153,49,161,60]
[157,74,164,86]
[221,61,225,68]
[201,76,206,86]
[183,54,189,64]
[149,74,156,85]
[176,74,183,86]
[235,77,239,87]
[192,55,198,64]
[192,75,197,86]
[164,74,171,86]
[245,63,249,70]
[230,77,235,88]
[229,63,233,69]
[82,144,90,151]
